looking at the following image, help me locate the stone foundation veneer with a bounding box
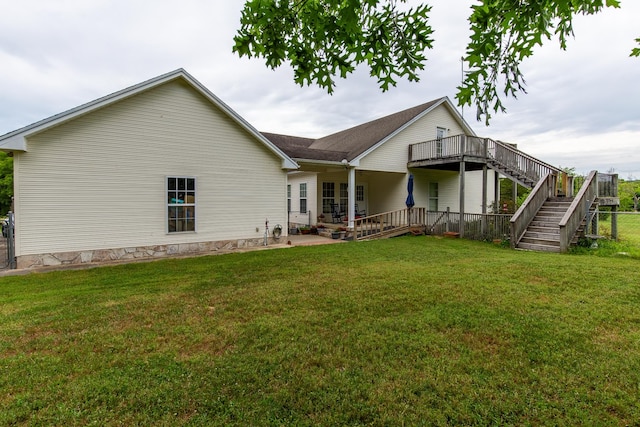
[16,237,279,269]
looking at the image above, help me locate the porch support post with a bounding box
[482,165,488,215]
[459,136,466,238]
[494,171,500,213]
[482,164,488,234]
[348,166,356,229]
[512,180,518,210]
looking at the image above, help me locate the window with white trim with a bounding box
[299,183,307,213]
[339,183,348,213]
[356,185,365,202]
[436,127,447,157]
[428,182,439,211]
[167,177,196,233]
[322,182,335,214]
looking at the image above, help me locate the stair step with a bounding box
[522,231,560,241]
[539,206,569,212]
[517,242,561,252]
[529,221,560,228]
[528,226,559,234]
[544,201,573,206]
[536,210,565,217]
[520,235,560,246]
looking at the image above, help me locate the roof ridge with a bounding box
[308,97,445,159]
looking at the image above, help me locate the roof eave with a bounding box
[0,135,27,152]
[294,158,346,166]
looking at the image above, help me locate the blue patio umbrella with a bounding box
[405,174,415,209]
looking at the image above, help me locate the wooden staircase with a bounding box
[516,198,573,252]
[487,159,537,189]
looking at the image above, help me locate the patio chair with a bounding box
[330,203,343,223]
[355,204,366,217]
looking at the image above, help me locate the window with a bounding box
[167,177,196,233]
[436,127,447,157]
[428,182,439,211]
[356,185,364,202]
[287,184,291,212]
[299,183,307,213]
[322,182,335,214]
[339,183,349,213]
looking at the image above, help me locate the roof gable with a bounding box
[0,69,298,169]
[265,97,475,164]
[310,98,442,160]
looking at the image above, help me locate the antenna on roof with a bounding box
[460,56,465,120]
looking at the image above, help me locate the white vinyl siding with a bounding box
[358,104,466,173]
[14,80,287,256]
[286,172,318,225]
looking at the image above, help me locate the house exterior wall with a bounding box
[464,169,497,213]
[358,104,466,173]
[14,79,288,267]
[352,103,493,215]
[411,169,460,212]
[287,171,317,226]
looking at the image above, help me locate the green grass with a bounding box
[600,213,640,246]
[2,237,640,425]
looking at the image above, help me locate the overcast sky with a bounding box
[1,1,638,178]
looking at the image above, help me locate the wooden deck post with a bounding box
[494,171,500,213]
[482,165,488,235]
[611,206,618,241]
[459,136,466,237]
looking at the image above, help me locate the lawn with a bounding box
[1,237,639,425]
[599,212,640,247]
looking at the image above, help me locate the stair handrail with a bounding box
[558,170,598,252]
[510,172,556,248]
[489,139,563,187]
[354,208,424,241]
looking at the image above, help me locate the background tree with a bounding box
[619,180,640,211]
[234,0,637,124]
[0,152,13,216]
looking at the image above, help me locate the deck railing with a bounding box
[426,209,511,241]
[408,135,465,161]
[510,172,557,248]
[354,207,510,242]
[354,208,426,240]
[559,170,598,252]
[597,173,618,198]
[409,134,563,189]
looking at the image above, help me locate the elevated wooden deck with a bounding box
[408,135,564,190]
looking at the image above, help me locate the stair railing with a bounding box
[559,170,598,252]
[354,208,426,241]
[408,135,564,190]
[488,139,563,187]
[510,172,557,248]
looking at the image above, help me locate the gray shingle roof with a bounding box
[260,133,348,162]
[263,98,445,162]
